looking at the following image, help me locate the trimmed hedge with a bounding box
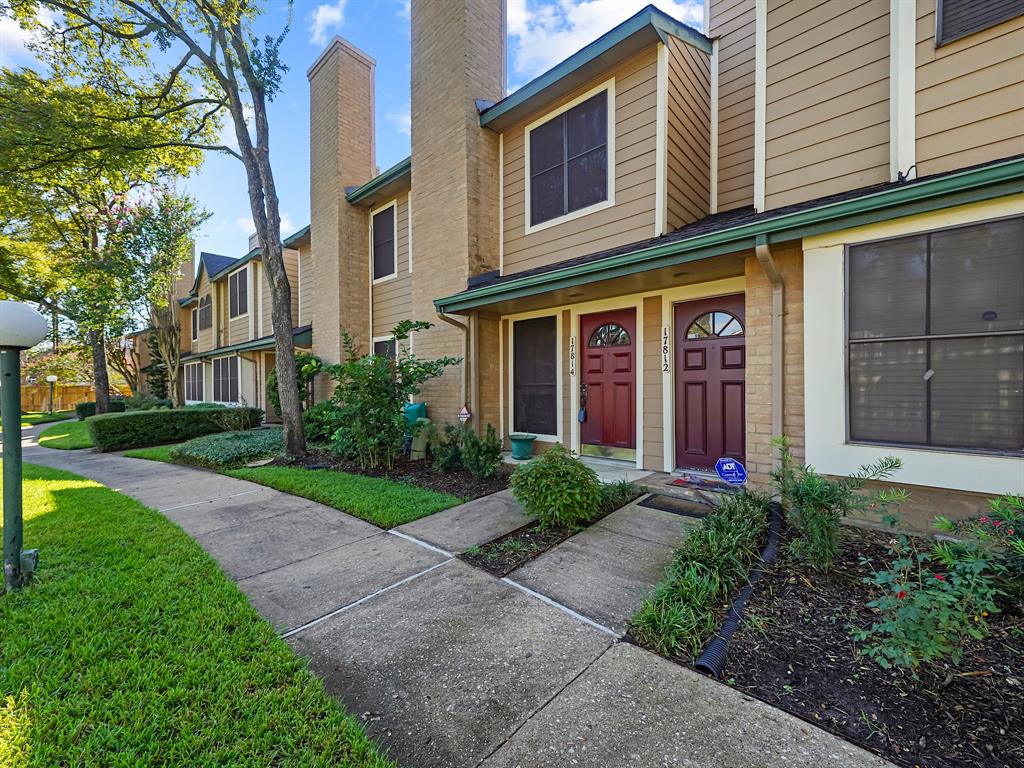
[171,428,283,469]
[125,394,173,411]
[75,400,126,420]
[88,407,263,452]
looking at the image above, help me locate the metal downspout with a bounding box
[436,310,470,417]
[755,235,784,469]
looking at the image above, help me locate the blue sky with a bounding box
[1,0,702,261]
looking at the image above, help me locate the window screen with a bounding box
[513,316,558,435]
[847,216,1024,452]
[529,90,608,227]
[184,363,204,402]
[373,338,397,358]
[198,295,213,330]
[937,0,1024,45]
[213,356,239,403]
[372,206,396,280]
[229,268,248,318]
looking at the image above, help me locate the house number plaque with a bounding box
[661,326,670,372]
[569,335,577,377]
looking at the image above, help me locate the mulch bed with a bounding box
[277,448,511,500]
[726,527,1024,768]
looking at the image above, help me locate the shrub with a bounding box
[171,428,283,469]
[184,402,226,410]
[125,393,173,411]
[431,423,463,472]
[771,436,906,571]
[75,399,126,420]
[461,424,503,479]
[509,444,602,529]
[302,401,343,444]
[631,491,770,659]
[327,321,459,469]
[87,407,263,451]
[599,480,643,514]
[267,352,323,413]
[935,494,1024,602]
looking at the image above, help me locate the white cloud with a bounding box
[387,105,411,137]
[397,0,410,21]
[508,0,704,81]
[236,213,295,238]
[0,8,54,67]
[309,0,346,46]
[217,103,256,151]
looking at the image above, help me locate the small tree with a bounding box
[267,352,323,414]
[106,335,143,395]
[326,321,460,470]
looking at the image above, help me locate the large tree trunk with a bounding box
[88,329,110,413]
[152,301,183,407]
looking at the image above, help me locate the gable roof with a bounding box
[200,251,237,277]
[346,156,412,206]
[479,5,710,132]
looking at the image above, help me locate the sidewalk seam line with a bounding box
[159,488,263,512]
[388,529,454,558]
[500,577,621,639]
[280,558,454,639]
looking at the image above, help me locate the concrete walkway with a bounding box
[12,424,893,768]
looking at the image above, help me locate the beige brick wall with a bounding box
[410,0,504,426]
[744,241,804,484]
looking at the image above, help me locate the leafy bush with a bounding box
[327,321,459,469]
[631,492,770,658]
[184,402,226,410]
[599,480,643,514]
[125,393,172,411]
[87,407,263,451]
[935,494,1024,601]
[171,428,283,469]
[771,437,905,571]
[267,352,323,413]
[302,401,343,444]
[460,424,503,479]
[509,444,602,529]
[431,424,463,472]
[75,399,126,420]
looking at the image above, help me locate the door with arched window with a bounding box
[674,295,745,471]
[580,308,636,460]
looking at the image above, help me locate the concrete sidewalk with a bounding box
[15,427,893,768]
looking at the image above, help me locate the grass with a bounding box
[0,462,392,767]
[122,443,181,463]
[0,411,74,431]
[226,465,463,529]
[36,419,93,450]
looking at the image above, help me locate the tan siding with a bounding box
[764,0,890,210]
[227,266,249,345]
[283,249,300,328]
[501,47,659,276]
[665,37,711,230]
[216,281,229,348]
[372,191,412,338]
[710,0,755,211]
[642,295,664,469]
[195,272,214,353]
[260,261,272,337]
[915,0,1024,176]
[298,244,314,327]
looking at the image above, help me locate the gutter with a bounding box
[435,311,471,418]
[755,235,783,468]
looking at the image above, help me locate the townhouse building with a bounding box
[159,0,1023,525]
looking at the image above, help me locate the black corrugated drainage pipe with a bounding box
[694,500,783,677]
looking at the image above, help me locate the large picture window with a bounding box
[198,295,213,330]
[372,204,396,281]
[229,267,248,318]
[213,356,239,403]
[528,88,609,228]
[513,316,558,436]
[184,362,204,402]
[847,216,1023,453]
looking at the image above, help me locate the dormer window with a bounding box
[526,83,613,232]
[229,267,248,318]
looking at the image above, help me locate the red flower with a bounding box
[1007,529,1015,536]
[897,590,907,599]
[934,573,946,581]
[993,520,1003,527]
[979,517,989,523]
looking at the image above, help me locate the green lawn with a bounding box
[0,411,74,431]
[227,465,463,528]
[0,463,392,767]
[122,443,181,463]
[36,419,93,450]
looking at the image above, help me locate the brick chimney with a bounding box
[173,242,196,301]
[410,0,505,425]
[308,38,377,368]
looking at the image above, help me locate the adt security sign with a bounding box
[715,457,747,485]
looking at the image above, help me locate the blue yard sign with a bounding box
[715,457,747,485]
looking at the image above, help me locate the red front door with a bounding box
[674,295,745,471]
[580,309,636,457]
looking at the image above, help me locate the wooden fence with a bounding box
[19,384,131,413]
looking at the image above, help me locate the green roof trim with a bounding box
[479,5,710,129]
[435,156,1024,313]
[180,326,313,362]
[346,156,412,204]
[283,224,311,247]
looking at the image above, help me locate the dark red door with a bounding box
[675,295,745,471]
[580,309,636,453]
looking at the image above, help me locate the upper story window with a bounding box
[198,295,213,330]
[228,267,248,318]
[936,0,1024,45]
[191,308,198,341]
[373,337,397,358]
[846,216,1023,454]
[372,203,397,281]
[526,84,612,231]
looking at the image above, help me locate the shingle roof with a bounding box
[199,251,237,278]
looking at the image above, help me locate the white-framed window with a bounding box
[372,336,397,358]
[371,201,398,282]
[936,0,1024,46]
[524,79,615,234]
[198,294,213,330]
[184,362,204,402]
[191,308,198,341]
[213,355,240,403]
[229,267,248,318]
[511,315,559,438]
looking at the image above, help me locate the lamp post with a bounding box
[0,301,48,592]
[45,375,58,414]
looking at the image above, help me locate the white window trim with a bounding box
[370,199,399,284]
[507,309,563,444]
[228,266,249,320]
[191,308,198,342]
[523,78,616,236]
[654,42,668,237]
[371,334,396,354]
[407,192,413,274]
[212,354,241,405]
[184,361,204,404]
